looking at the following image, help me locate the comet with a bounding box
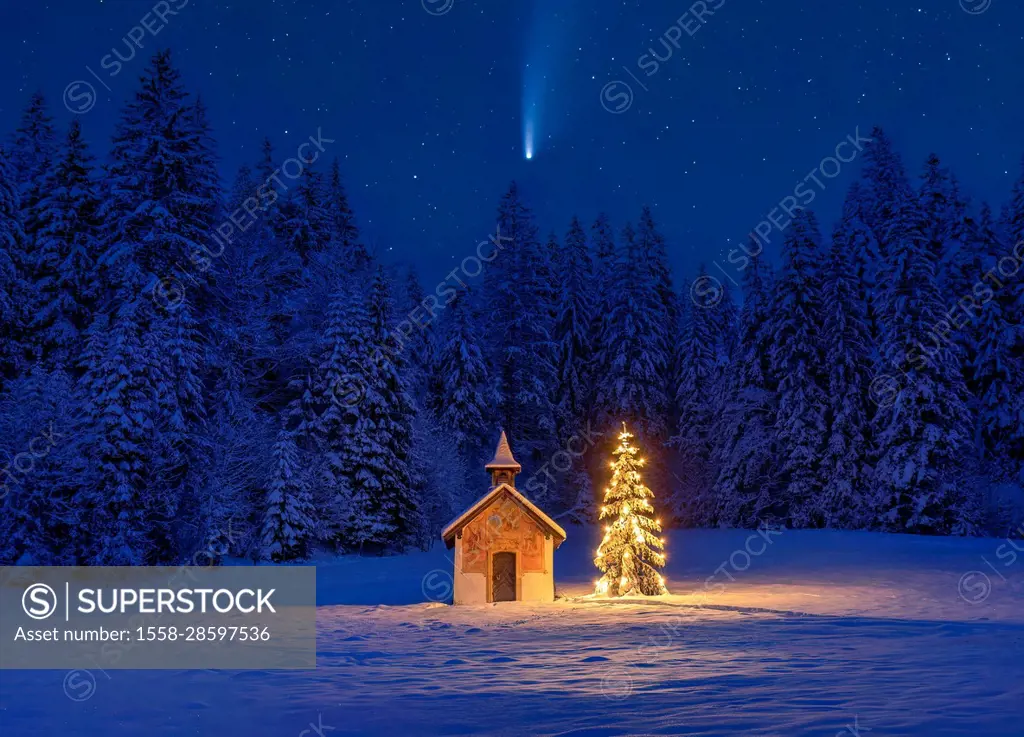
[521,1,576,161]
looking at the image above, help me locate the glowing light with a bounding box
[524,118,534,160]
[593,421,668,597]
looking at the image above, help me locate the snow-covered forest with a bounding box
[1,51,1022,565]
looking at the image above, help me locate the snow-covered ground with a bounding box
[2,527,1022,736]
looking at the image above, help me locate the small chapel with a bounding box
[441,431,566,604]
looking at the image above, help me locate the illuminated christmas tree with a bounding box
[594,423,668,596]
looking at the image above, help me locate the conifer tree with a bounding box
[485,182,557,462]
[10,91,57,255]
[553,216,595,441]
[326,269,421,550]
[837,182,884,355]
[31,120,102,370]
[397,267,433,400]
[0,148,25,383]
[636,206,676,413]
[636,205,677,333]
[280,165,332,268]
[589,212,617,411]
[290,285,365,539]
[670,268,717,522]
[873,189,975,534]
[859,127,914,262]
[261,430,315,561]
[0,366,78,564]
[74,302,157,564]
[552,216,596,516]
[711,248,778,527]
[433,291,490,457]
[994,160,1024,474]
[594,424,667,596]
[88,52,217,560]
[328,157,370,273]
[101,51,217,294]
[207,164,280,409]
[708,277,739,365]
[597,221,670,438]
[820,205,875,527]
[770,211,829,526]
[1002,160,1024,388]
[917,154,958,285]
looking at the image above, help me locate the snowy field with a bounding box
[2,527,1023,736]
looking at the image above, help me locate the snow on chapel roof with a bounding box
[441,483,567,548]
[441,431,565,548]
[484,430,521,472]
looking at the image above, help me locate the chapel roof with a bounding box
[440,483,567,549]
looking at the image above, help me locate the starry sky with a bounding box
[2,0,1022,282]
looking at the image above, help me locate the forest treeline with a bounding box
[1,52,1022,564]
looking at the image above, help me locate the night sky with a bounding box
[2,0,1022,282]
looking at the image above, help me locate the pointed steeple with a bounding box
[485,430,521,487]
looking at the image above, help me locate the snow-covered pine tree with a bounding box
[485,182,557,464]
[287,283,366,542]
[280,165,332,268]
[670,266,718,524]
[206,164,280,409]
[0,366,76,564]
[1001,160,1024,362]
[589,212,617,413]
[997,160,1024,476]
[328,157,371,274]
[9,91,56,189]
[363,267,420,546]
[596,220,670,438]
[635,206,676,419]
[820,202,875,528]
[319,269,420,551]
[432,290,490,458]
[770,210,829,527]
[836,182,884,358]
[859,127,915,263]
[396,267,433,401]
[872,188,976,534]
[0,147,26,384]
[253,136,286,250]
[101,51,217,296]
[30,120,102,371]
[248,140,305,353]
[971,262,1023,480]
[552,216,596,518]
[711,247,779,527]
[708,276,739,366]
[594,423,667,596]
[9,91,57,260]
[946,204,1011,479]
[74,301,158,564]
[409,413,471,548]
[261,430,315,562]
[146,294,209,514]
[180,95,222,317]
[917,154,959,298]
[90,52,218,561]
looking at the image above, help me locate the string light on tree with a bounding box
[593,423,668,596]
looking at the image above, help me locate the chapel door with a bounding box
[491,552,517,602]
